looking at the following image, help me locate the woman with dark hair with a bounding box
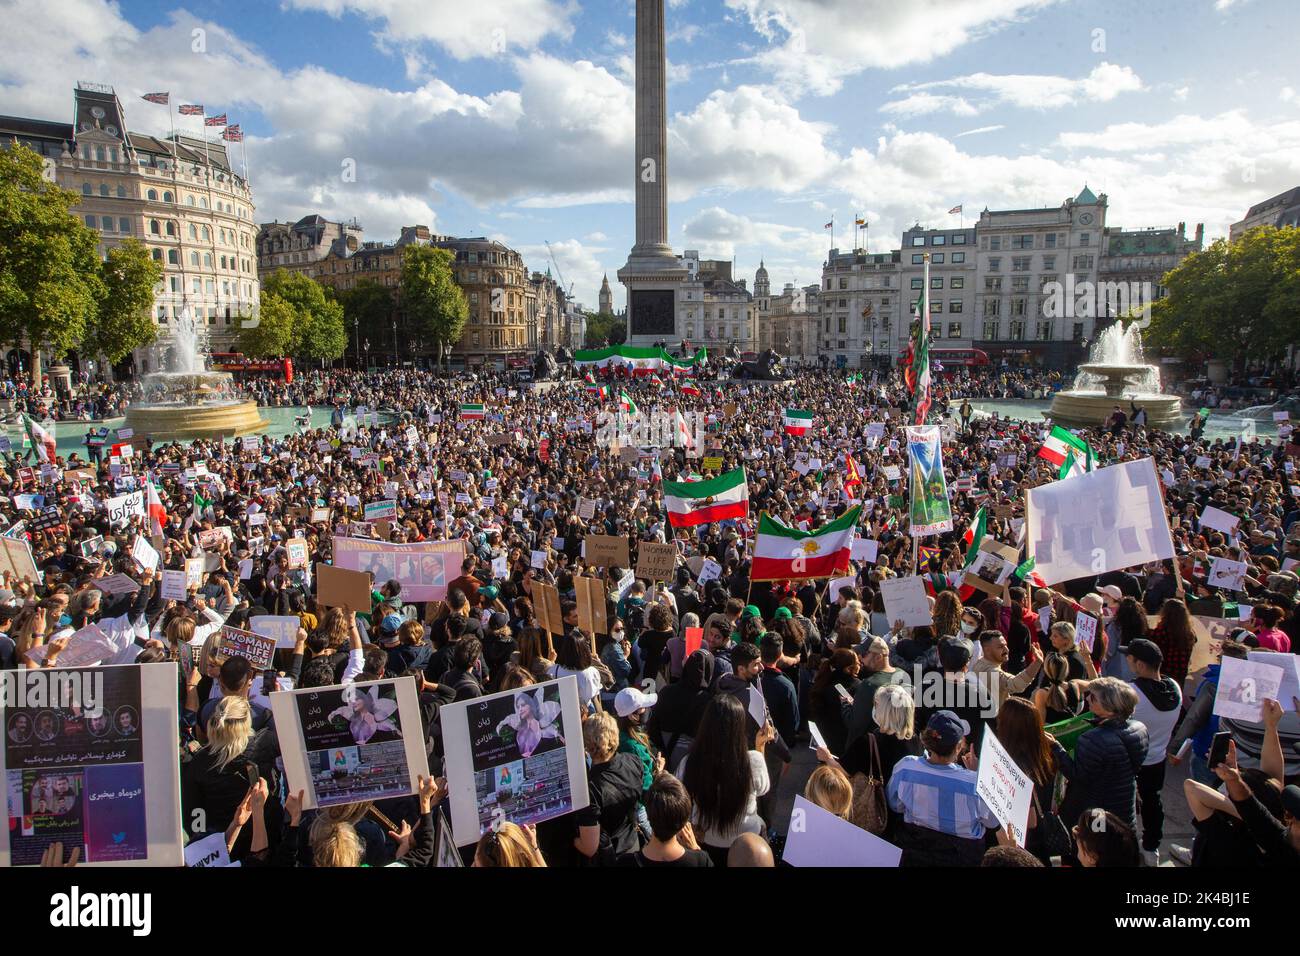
[1150,598,1196,687]
[550,631,603,711]
[1072,808,1140,867]
[1103,596,1148,680]
[996,697,1058,863]
[677,693,773,866]
[512,627,555,683]
[809,648,861,756]
[1032,653,1089,725]
[648,649,716,774]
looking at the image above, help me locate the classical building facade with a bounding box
[1099,222,1204,306]
[678,251,755,353]
[817,248,903,368]
[971,187,1108,366]
[899,226,977,358]
[284,224,535,367]
[0,82,260,379]
[1229,186,1300,241]
[257,215,363,275]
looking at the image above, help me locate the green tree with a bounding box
[240,292,295,357]
[89,238,162,364]
[0,144,105,383]
[1146,226,1300,369]
[400,245,467,369]
[339,279,395,361]
[583,311,626,348]
[260,269,346,362]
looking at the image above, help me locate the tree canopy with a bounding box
[400,245,467,364]
[251,269,347,361]
[1146,226,1300,368]
[92,238,163,364]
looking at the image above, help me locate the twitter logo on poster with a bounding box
[112,832,126,844]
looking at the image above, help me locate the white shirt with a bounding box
[549,664,602,708]
[1130,678,1182,765]
[676,750,770,849]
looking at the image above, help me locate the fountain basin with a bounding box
[1047,390,1184,429]
[123,370,268,441]
[1047,323,1184,429]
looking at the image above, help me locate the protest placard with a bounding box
[21,624,116,668]
[975,730,1034,847]
[185,557,205,589]
[1207,556,1249,592]
[697,557,722,584]
[130,535,159,573]
[1075,611,1099,651]
[0,663,184,867]
[184,832,233,868]
[577,497,597,520]
[533,582,563,637]
[364,499,397,522]
[879,576,932,627]
[574,576,608,635]
[784,795,902,867]
[851,537,879,563]
[585,534,630,569]
[1246,651,1300,712]
[286,537,310,570]
[530,549,548,570]
[1025,458,1175,586]
[331,537,465,602]
[683,627,703,658]
[1213,655,1285,723]
[217,625,277,670]
[828,576,857,600]
[316,563,373,613]
[105,489,145,524]
[250,615,303,650]
[963,540,1020,596]
[635,541,677,581]
[91,573,141,596]
[440,676,588,846]
[271,677,430,812]
[1199,506,1240,536]
[160,569,188,601]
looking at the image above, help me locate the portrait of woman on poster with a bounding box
[497,688,563,758]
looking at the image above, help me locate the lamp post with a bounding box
[391,318,398,368]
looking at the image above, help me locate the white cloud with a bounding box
[1173,86,1190,101]
[1283,87,1297,104]
[884,62,1143,115]
[1215,0,1253,10]
[955,124,1006,137]
[681,206,827,272]
[283,0,576,59]
[1055,111,1257,151]
[724,0,1062,95]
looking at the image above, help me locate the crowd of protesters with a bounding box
[3,355,1298,869]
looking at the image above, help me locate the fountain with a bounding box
[1047,323,1184,429]
[123,307,268,441]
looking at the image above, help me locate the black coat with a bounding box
[1054,717,1148,829]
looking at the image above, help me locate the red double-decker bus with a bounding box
[898,347,991,369]
[209,353,294,383]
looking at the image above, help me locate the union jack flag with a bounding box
[222,125,243,142]
[141,92,169,105]
[178,104,204,115]
[204,113,228,127]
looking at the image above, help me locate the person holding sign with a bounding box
[1121,639,1183,865]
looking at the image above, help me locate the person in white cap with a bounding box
[614,686,664,839]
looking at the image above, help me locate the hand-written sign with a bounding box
[584,534,630,569]
[217,625,277,670]
[635,541,677,581]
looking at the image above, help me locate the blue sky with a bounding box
[2,0,1297,310]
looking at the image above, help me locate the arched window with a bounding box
[200,197,208,209]
[167,249,179,265]
[149,220,161,235]
[165,221,176,236]
[82,183,92,196]
[116,185,126,198]
[95,146,106,162]
[151,248,162,261]
[147,188,158,200]
[163,191,173,202]
[203,253,212,267]
[186,195,195,206]
[201,225,210,240]
[188,224,197,239]
[99,183,109,197]
[190,252,200,266]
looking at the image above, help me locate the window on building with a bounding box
[201,225,210,240]
[984,277,1002,292]
[947,322,962,339]
[990,236,1002,251]
[150,220,161,235]
[912,254,924,264]
[1012,256,1031,272]
[1012,277,1030,293]
[1072,255,1094,270]
[1011,234,1033,249]
[930,300,942,314]
[931,278,943,289]
[1011,298,1028,317]
[988,257,1001,271]
[838,278,848,289]
[932,253,944,264]
[984,299,1001,316]
[1042,255,1056,270]
[982,320,998,339]
[203,253,212,267]
[162,191,172,202]
[910,278,923,289]
[147,188,158,200]
[1079,233,1091,246]
[949,300,963,313]
[912,236,926,247]
[950,277,964,290]
[84,215,95,228]
[1036,321,1052,340]
[952,252,965,264]
[165,221,176,236]
[953,234,966,245]
[187,196,195,206]
[100,216,112,230]
[168,249,178,265]
[1008,320,1026,340]
[119,217,131,233]
[932,235,946,246]
[190,252,200,266]
[151,248,162,261]
[1045,233,1057,249]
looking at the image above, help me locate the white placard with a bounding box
[828,575,857,600]
[697,558,722,584]
[1213,655,1285,723]
[491,555,509,578]
[439,676,588,847]
[784,795,902,867]
[270,678,430,812]
[1199,506,1240,536]
[131,535,159,572]
[184,831,231,868]
[1245,651,1300,712]
[851,537,879,563]
[160,569,188,601]
[975,729,1034,847]
[879,575,932,628]
[1025,458,1175,586]
[1207,556,1249,592]
[250,615,302,649]
[1074,611,1099,651]
[530,550,548,570]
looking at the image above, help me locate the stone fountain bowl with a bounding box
[1076,363,1152,379]
[125,369,268,440]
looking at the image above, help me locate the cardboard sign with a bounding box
[316,563,373,613]
[975,730,1033,847]
[250,615,302,650]
[584,534,630,569]
[533,581,563,637]
[270,678,430,812]
[185,557,205,589]
[285,538,310,570]
[573,576,608,636]
[963,539,1020,596]
[217,625,277,670]
[364,499,398,522]
[635,541,677,581]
